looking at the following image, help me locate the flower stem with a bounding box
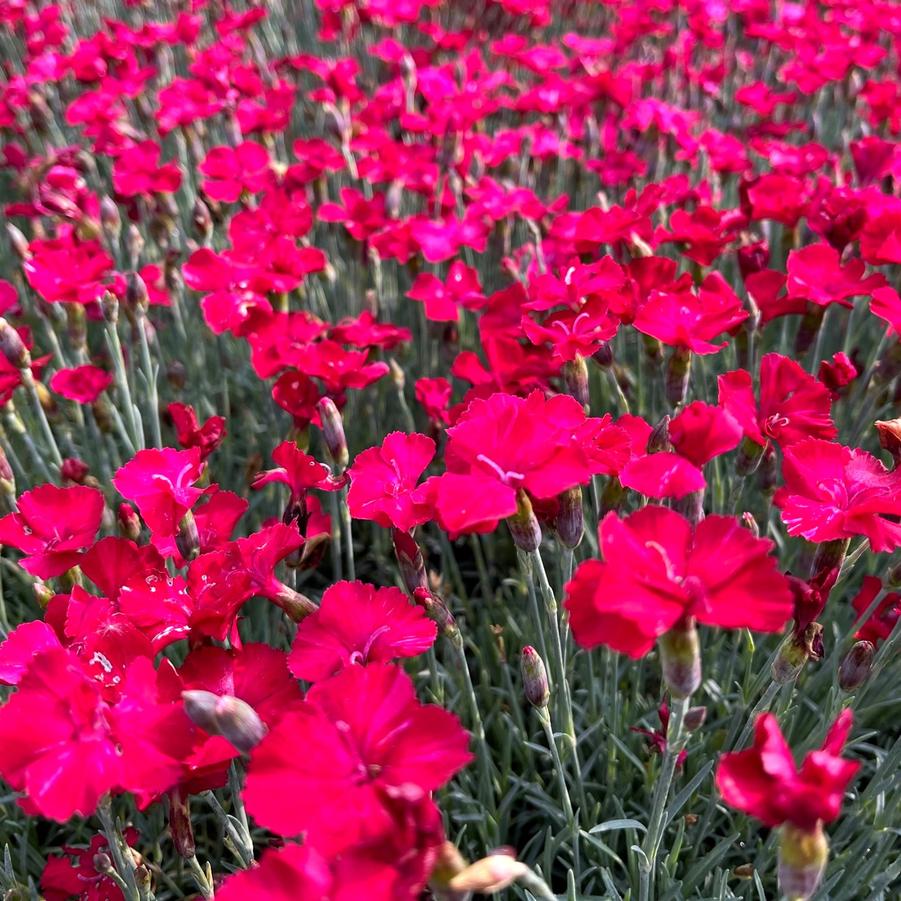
[638,695,689,901]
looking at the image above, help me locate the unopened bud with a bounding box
[33,580,54,608]
[127,272,149,311]
[93,852,113,874]
[520,646,550,708]
[647,415,672,453]
[389,357,405,389]
[192,198,213,243]
[741,512,759,538]
[562,355,589,408]
[0,319,29,370]
[735,435,765,476]
[117,502,142,540]
[838,640,875,692]
[182,690,268,753]
[659,618,701,699]
[6,224,30,261]
[593,342,614,368]
[272,583,318,621]
[448,852,529,894]
[555,485,584,549]
[778,822,828,901]
[430,841,468,887]
[393,528,428,594]
[665,347,692,409]
[100,197,121,243]
[0,446,15,497]
[126,225,144,270]
[507,489,541,552]
[175,511,200,562]
[61,457,90,484]
[684,705,707,732]
[316,397,348,471]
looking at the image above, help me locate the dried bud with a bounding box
[659,618,701,699]
[117,502,142,541]
[772,623,824,684]
[875,418,901,467]
[507,490,541,552]
[448,852,529,894]
[520,646,550,708]
[167,788,195,859]
[317,397,349,472]
[430,841,468,887]
[393,528,428,594]
[562,355,589,408]
[182,691,268,753]
[741,512,759,538]
[192,198,213,243]
[838,640,875,692]
[555,485,584,549]
[389,357,406,389]
[61,457,90,484]
[778,822,828,901]
[0,319,30,370]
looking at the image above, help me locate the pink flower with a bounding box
[42,831,138,901]
[167,403,226,461]
[199,141,271,202]
[774,439,901,551]
[289,581,436,681]
[716,710,859,830]
[113,447,205,550]
[850,576,900,646]
[347,433,435,532]
[415,377,452,426]
[112,140,182,197]
[668,401,743,467]
[718,353,837,448]
[0,484,104,578]
[786,244,884,307]
[565,506,794,658]
[243,663,471,848]
[49,365,113,404]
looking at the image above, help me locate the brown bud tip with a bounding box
[182,690,267,753]
[772,623,824,684]
[838,640,875,692]
[316,397,349,471]
[520,646,550,709]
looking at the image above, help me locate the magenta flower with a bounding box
[199,141,272,202]
[49,365,113,404]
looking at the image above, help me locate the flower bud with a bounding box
[272,583,318,621]
[389,357,405,389]
[839,640,875,692]
[0,319,29,370]
[93,852,113,874]
[659,618,701,699]
[562,355,589,408]
[593,342,614,368]
[393,528,428,594]
[448,852,529,894]
[875,418,901,468]
[520,646,550,709]
[683,705,707,732]
[735,435,765,476]
[61,457,90,484]
[33,580,54,608]
[555,486,583,549]
[182,690,268,753]
[127,272,149,311]
[430,841,468,888]
[317,397,349,472]
[507,490,541,552]
[772,623,824,684]
[0,446,15,498]
[778,822,828,901]
[117,502,142,541]
[126,224,144,270]
[741,512,759,538]
[175,511,200,562]
[6,224,30,261]
[100,197,121,243]
[665,347,692,408]
[192,198,213,243]
[413,588,461,649]
[647,416,672,453]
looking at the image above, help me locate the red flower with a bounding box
[243,663,471,848]
[715,710,859,830]
[42,831,138,901]
[851,576,901,646]
[252,441,338,503]
[199,141,271,202]
[112,140,182,197]
[0,650,187,820]
[113,448,205,551]
[216,844,332,901]
[24,238,116,305]
[167,403,226,460]
[619,452,706,500]
[428,391,593,535]
[289,581,436,681]
[633,273,747,354]
[565,506,793,658]
[49,365,112,404]
[0,484,104,578]
[347,432,435,532]
[415,377,452,426]
[786,244,884,307]
[774,439,901,552]
[718,353,836,448]
[406,262,485,322]
[668,401,743,467]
